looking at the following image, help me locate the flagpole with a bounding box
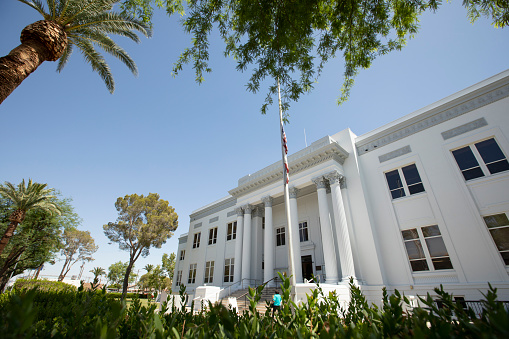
[277,77,297,289]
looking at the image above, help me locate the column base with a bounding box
[340,276,359,287]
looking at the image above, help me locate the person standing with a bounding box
[272,290,282,317]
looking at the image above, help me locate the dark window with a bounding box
[208,227,218,245]
[483,213,509,265]
[452,138,509,181]
[299,221,309,242]
[227,221,237,241]
[276,227,286,246]
[385,164,425,200]
[193,232,201,248]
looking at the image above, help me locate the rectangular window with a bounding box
[385,164,425,199]
[402,225,453,272]
[276,227,286,246]
[208,227,218,245]
[175,270,182,286]
[188,263,197,284]
[179,250,185,261]
[299,221,309,242]
[193,232,201,248]
[224,258,234,283]
[452,137,509,181]
[204,261,215,283]
[483,213,509,265]
[226,221,237,241]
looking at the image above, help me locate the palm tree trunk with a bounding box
[0,20,67,105]
[0,221,20,256]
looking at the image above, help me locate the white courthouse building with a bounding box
[172,70,509,305]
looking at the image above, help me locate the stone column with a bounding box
[326,171,356,281]
[234,207,244,284]
[253,207,264,282]
[289,187,303,283]
[312,176,339,284]
[262,196,275,286]
[241,204,253,284]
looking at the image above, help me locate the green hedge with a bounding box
[1,274,508,338]
[13,279,77,293]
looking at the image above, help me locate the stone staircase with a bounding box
[220,286,278,314]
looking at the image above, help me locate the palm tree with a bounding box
[90,266,106,279]
[144,264,154,273]
[0,0,151,104]
[0,179,60,256]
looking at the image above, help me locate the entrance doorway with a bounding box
[301,255,313,281]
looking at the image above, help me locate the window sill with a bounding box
[465,170,509,186]
[391,191,427,204]
[412,270,458,284]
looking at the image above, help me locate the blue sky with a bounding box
[1,1,508,282]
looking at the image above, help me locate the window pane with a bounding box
[425,237,449,257]
[462,167,485,180]
[486,159,509,174]
[386,170,404,190]
[483,214,509,228]
[408,183,425,195]
[410,259,429,272]
[475,138,506,164]
[422,225,441,237]
[405,240,426,260]
[402,229,419,240]
[489,228,509,251]
[391,188,406,199]
[452,147,480,171]
[402,164,422,186]
[501,252,509,265]
[432,257,454,270]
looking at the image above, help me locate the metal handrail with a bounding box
[236,276,282,302]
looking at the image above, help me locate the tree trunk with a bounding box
[34,263,44,279]
[122,260,136,300]
[58,259,70,281]
[0,20,67,104]
[0,222,20,256]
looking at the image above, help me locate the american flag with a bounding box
[282,126,289,184]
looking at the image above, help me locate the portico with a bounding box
[228,136,356,287]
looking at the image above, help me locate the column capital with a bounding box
[289,186,299,199]
[243,204,254,214]
[325,171,344,185]
[340,177,347,189]
[312,176,327,189]
[262,196,273,207]
[235,207,244,216]
[253,207,264,218]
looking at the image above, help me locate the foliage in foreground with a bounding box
[1,274,508,338]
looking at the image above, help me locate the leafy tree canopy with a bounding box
[107,261,137,285]
[120,0,508,118]
[103,193,178,297]
[58,227,98,281]
[0,193,80,291]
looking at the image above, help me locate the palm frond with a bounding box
[57,43,74,72]
[47,0,56,19]
[57,0,70,17]
[72,36,114,93]
[17,0,48,19]
[63,0,117,27]
[70,30,137,75]
[69,12,151,39]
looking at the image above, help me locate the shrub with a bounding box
[13,279,77,293]
[1,275,508,338]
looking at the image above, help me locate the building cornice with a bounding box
[189,196,236,222]
[356,70,509,155]
[229,136,349,198]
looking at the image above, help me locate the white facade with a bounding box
[172,70,509,304]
